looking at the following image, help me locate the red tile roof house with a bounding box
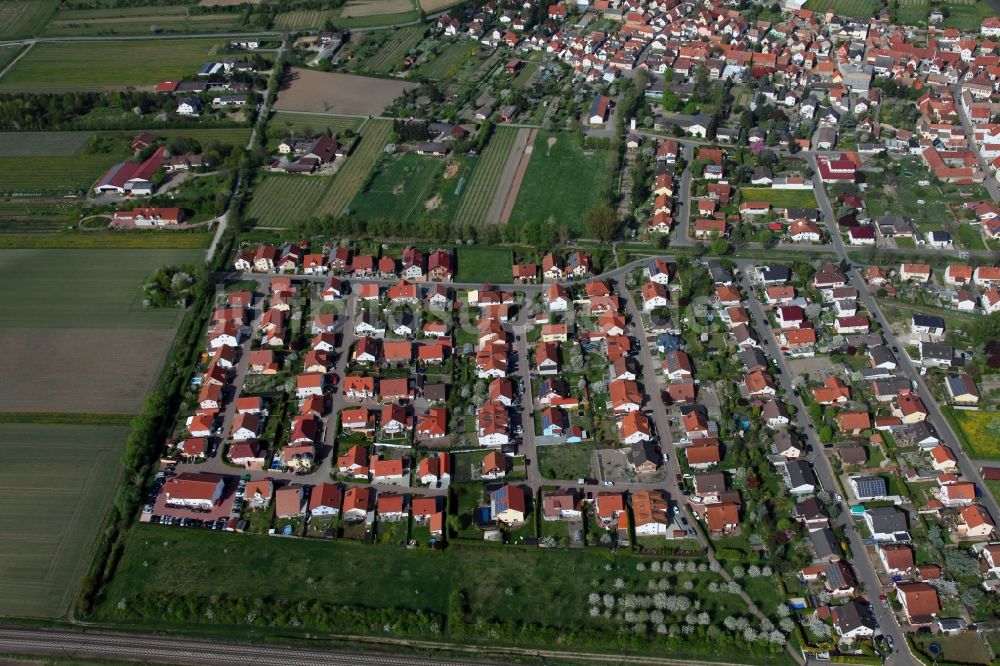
[377,493,407,522]
[342,486,373,522]
[308,482,343,517]
[164,472,225,509]
[895,582,940,624]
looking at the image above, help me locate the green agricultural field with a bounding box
[512,62,538,88]
[0,44,24,71]
[315,118,393,218]
[275,7,418,30]
[0,39,221,92]
[248,120,393,227]
[895,0,928,25]
[0,0,58,39]
[364,25,424,75]
[247,174,332,228]
[452,126,517,226]
[0,248,198,414]
[0,423,130,617]
[0,248,199,329]
[739,188,818,208]
[942,0,997,31]
[349,153,444,222]
[43,5,243,37]
[454,246,513,283]
[0,231,212,249]
[414,41,479,81]
[0,154,124,196]
[92,524,792,665]
[0,131,93,157]
[509,132,615,235]
[267,112,360,139]
[802,0,881,17]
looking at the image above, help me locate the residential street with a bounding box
[737,266,916,666]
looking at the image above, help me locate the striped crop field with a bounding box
[274,9,335,30]
[0,155,123,196]
[315,118,393,218]
[268,112,361,137]
[452,126,517,226]
[248,119,391,227]
[802,0,881,17]
[364,25,424,75]
[247,175,331,228]
[0,0,58,40]
[42,5,242,36]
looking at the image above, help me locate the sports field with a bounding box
[349,153,444,222]
[739,188,818,208]
[0,39,220,92]
[0,249,197,413]
[249,119,392,227]
[0,423,130,617]
[802,0,881,17]
[452,126,517,226]
[0,0,58,39]
[509,132,614,235]
[43,5,243,36]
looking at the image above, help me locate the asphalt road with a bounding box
[736,265,917,666]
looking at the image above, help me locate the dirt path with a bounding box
[0,42,32,81]
[488,127,536,225]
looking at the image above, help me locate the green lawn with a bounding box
[911,631,991,665]
[739,188,818,209]
[538,442,599,480]
[454,246,513,283]
[349,152,444,222]
[0,423,129,617]
[509,132,614,235]
[0,39,221,92]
